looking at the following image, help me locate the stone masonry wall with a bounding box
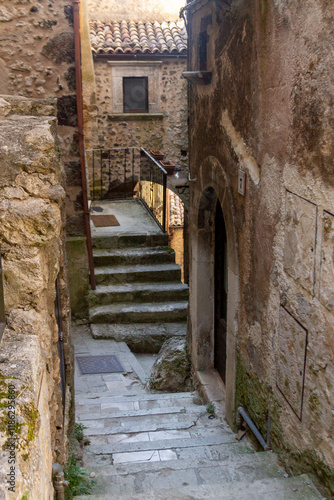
[188,0,334,494]
[86,0,185,22]
[0,0,84,236]
[91,57,188,170]
[0,96,73,499]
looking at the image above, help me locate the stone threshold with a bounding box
[194,370,226,422]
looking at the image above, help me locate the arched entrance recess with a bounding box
[189,156,239,427]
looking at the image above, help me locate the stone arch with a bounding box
[188,156,239,426]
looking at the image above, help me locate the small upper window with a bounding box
[123,77,149,113]
[199,32,208,71]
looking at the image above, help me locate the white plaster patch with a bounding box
[221,109,260,185]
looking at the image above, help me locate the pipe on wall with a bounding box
[73,0,96,290]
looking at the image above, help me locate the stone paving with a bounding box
[73,324,322,500]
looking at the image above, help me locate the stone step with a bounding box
[83,440,254,470]
[89,282,189,307]
[76,475,322,499]
[77,405,207,421]
[89,301,188,324]
[84,443,256,475]
[82,451,287,497]
[94,263,182,285]
[82,418,199,437]
[90,322,187,353]
[93,247,176,266]
[86,433,238,456]
[75,390,196,405]
[92,232,168,250]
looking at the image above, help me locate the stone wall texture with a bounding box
[0,0,84,236]
[187,0,334,495]
[0,96,73,499]
[86,0,185,22]
[87,57,188,174]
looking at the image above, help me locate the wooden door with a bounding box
[214,202,227,384]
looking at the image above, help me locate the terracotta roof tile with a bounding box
[169,192,184,227]
[90,20,187,55]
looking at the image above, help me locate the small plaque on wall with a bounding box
[238,169,246,196]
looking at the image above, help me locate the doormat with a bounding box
[91,215,120,227]
[76,355,124,375]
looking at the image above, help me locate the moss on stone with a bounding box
[22,403,39,442]
[236,356,333,496]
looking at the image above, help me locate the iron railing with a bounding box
[86,147,168,232]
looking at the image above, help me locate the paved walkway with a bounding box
[73,324,322,500]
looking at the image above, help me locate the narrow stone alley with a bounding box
[73,325,322,500]
[73,199,322,500]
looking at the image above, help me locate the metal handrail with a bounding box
[86,147,168,232]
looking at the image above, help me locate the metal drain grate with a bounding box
[76,355,124,375]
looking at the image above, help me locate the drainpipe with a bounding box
[52,463,66,500]
[237,407,270,451]
[73,0,96,290]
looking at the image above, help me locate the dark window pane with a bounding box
[123,77,149,113]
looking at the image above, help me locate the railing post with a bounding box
[163,173,167,233]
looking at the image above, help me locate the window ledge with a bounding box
[108,113,164,121]
[182,71,212,85]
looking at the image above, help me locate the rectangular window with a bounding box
[123,77,149,113]
[199,32,208,71]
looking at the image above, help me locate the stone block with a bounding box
[276,306,308,419]
[319,211,334,310]
[66,236,89,318]
[284,191,317,294]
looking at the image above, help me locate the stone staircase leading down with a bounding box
[89,232,188,353]
[75,376,322,500]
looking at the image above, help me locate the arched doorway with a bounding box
[215,200,227,384]
[188,157,239,427]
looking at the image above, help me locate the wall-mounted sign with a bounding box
[0,247,5,342]
[238,169,246,196]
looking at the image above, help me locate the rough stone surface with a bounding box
[149,338,192,392]
[0,96,73,499]
[0,0,84,237]
[187,0,334,495]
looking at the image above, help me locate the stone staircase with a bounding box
[75,367,322,500]
[89,231,188,353]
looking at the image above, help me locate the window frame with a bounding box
[123,76,149,114]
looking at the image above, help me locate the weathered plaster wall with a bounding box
[86,0,185,22]
[92,57,188,168]
[188,0,334,494]
[0,96,73,498]
[0,0,84,236]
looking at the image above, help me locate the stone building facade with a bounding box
[79,0,188,192]
[0,96,73,499]
[186,0,334,495]
[0,0,84,237]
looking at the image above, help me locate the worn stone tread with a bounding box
[89,300,188,324]
[92,232,169,250]
[76,474,322,500]
[87,433,240,455]
[93,247,176,266]
[90,282,189,305]
[77,405,207,421]
[90,322,187,352]
[75,391,197,404]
